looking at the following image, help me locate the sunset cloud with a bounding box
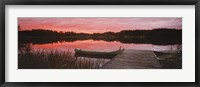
[18,17,182,33]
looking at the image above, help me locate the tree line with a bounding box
[18,28,182,45]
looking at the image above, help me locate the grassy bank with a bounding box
[153,51,182,69]
[18,49,107,69]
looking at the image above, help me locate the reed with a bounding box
[18,49,107,69]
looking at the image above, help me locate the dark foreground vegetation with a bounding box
[18,45,108,69]
[19,28,182,45]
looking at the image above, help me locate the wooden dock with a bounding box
[101,50,162,69]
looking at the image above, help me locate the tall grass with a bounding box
[18,49,108,69]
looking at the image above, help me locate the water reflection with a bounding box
[31,40,180,52]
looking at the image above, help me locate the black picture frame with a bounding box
[0,0,199,87]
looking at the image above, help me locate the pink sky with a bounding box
[18,18,182,33]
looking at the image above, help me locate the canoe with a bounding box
[75,47,124,59]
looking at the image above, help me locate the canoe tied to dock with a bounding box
[75,47,124,59]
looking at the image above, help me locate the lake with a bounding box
[30,40,180,52]
[18,39,182,69]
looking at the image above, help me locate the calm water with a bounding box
[31,40,180,52]
[19,40,182,69]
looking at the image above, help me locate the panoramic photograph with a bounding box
[18,17,182,69]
